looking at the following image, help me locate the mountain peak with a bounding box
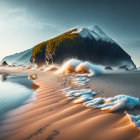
[72,26,93,39]
[1,24,136,69]
[71,25,115,43]
[92,25,108,37]
[93,25,103,31]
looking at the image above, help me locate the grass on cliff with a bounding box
[32,28,80,56]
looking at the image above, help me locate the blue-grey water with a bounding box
[0,75,35,116]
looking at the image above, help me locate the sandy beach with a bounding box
[0,0,140,139]
[0,67,140,140]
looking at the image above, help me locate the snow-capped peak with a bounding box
[88,25,114,43]
[72,26,115,43]
[89,26,106,36]
[72,27,93,39]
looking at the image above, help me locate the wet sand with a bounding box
[0,67,140,140]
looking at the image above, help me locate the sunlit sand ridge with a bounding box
[0,63,140,140]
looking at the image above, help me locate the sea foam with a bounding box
[57,59,104,77]
[84,95,140,112]
[72,76,90,86]
[61,88,98,103]
[60,87,140,129]
[60,87,140,113]
[58,59,140,130]
[128,114,140,128]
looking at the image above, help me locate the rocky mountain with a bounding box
[1,61,8,66]
[31,26,136,69]
[1,48,32,66]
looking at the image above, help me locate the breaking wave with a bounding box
[57,59,104,77]
[54,58,140,129]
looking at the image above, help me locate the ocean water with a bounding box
[0,75,36,116]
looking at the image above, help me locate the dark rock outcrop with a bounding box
[105,66,113,70]
[119,65,129,71]
[1,61,8,66]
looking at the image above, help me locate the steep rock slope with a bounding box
[31,26,136,68]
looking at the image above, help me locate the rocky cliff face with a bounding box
[31,26,136,69]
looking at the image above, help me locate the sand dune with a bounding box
[0,68,140,140]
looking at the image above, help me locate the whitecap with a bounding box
[56,59,104,76]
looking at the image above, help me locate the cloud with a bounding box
[0,7,55,30]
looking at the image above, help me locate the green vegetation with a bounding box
[32,28,79,56]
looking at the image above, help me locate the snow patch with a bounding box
[72,27,93,39]
[71,26,115,43]
[88,26,114,43]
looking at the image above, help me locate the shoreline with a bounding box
[0,73,38,121]
[0,67,140,140]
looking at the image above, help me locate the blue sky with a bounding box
[0,0,140,65]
